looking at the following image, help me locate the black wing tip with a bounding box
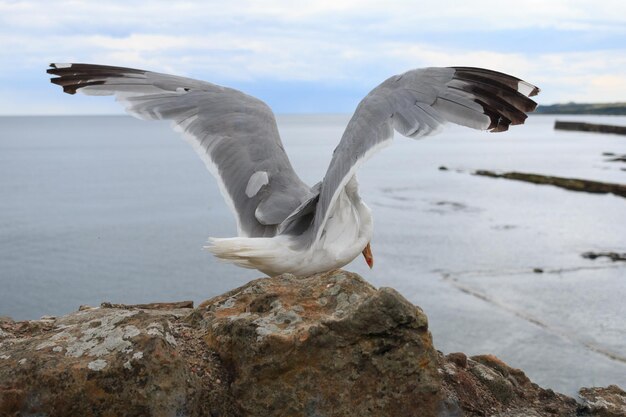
[47,63,80,74]
[48,77,78,95]
[47,63,146,77]
[529,86,541,97]
[447,66,540,132]
[48,63,77,94]
[450,66,540,98]
[48,63,65,76]
[47,62,146,95]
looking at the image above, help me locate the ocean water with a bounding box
[1,114,625,395]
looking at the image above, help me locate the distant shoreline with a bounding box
[536,102,626,115]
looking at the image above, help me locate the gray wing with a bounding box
[47,63,311,238]
[313,66,540,240]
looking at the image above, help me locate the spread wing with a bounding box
[313,66,540,240]
[47,63,311,237]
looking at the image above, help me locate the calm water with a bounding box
[1,114,625,395]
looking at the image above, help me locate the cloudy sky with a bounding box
[1,0,625,114]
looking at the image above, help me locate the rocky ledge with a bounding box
[0,270,624,417]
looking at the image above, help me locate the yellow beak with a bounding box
[362,242,374,269]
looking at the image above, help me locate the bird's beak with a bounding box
[362,242,374,269]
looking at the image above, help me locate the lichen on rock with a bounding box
[579,385,626,417]
[0,303,233,417]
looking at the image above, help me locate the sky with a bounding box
[1,0,625,115]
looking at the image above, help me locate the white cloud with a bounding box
[1,0,625,114]
[3,1,626,33]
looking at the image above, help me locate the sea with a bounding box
[1,114,625,395]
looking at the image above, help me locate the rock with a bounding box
[0,305,233,417]
[473,170,626,199]
[554,120,626,135]
[440,353,579,416]
[198,270,439,416]
[582,251,626,262]
[100,300,194,310]
[446,352,467,368]
[579,385,626,417]
[0,269,622,417]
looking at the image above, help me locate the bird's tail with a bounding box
[205,236,287,274]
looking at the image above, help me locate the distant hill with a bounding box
[536,102,626,115]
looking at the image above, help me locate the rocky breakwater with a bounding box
[1,270,624,417]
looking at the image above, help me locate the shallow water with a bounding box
[1,114,625,395]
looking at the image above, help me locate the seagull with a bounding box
[48,63,539,277]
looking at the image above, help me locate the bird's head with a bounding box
[362,242,374,269]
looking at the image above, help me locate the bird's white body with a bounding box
[208,177,373,276]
